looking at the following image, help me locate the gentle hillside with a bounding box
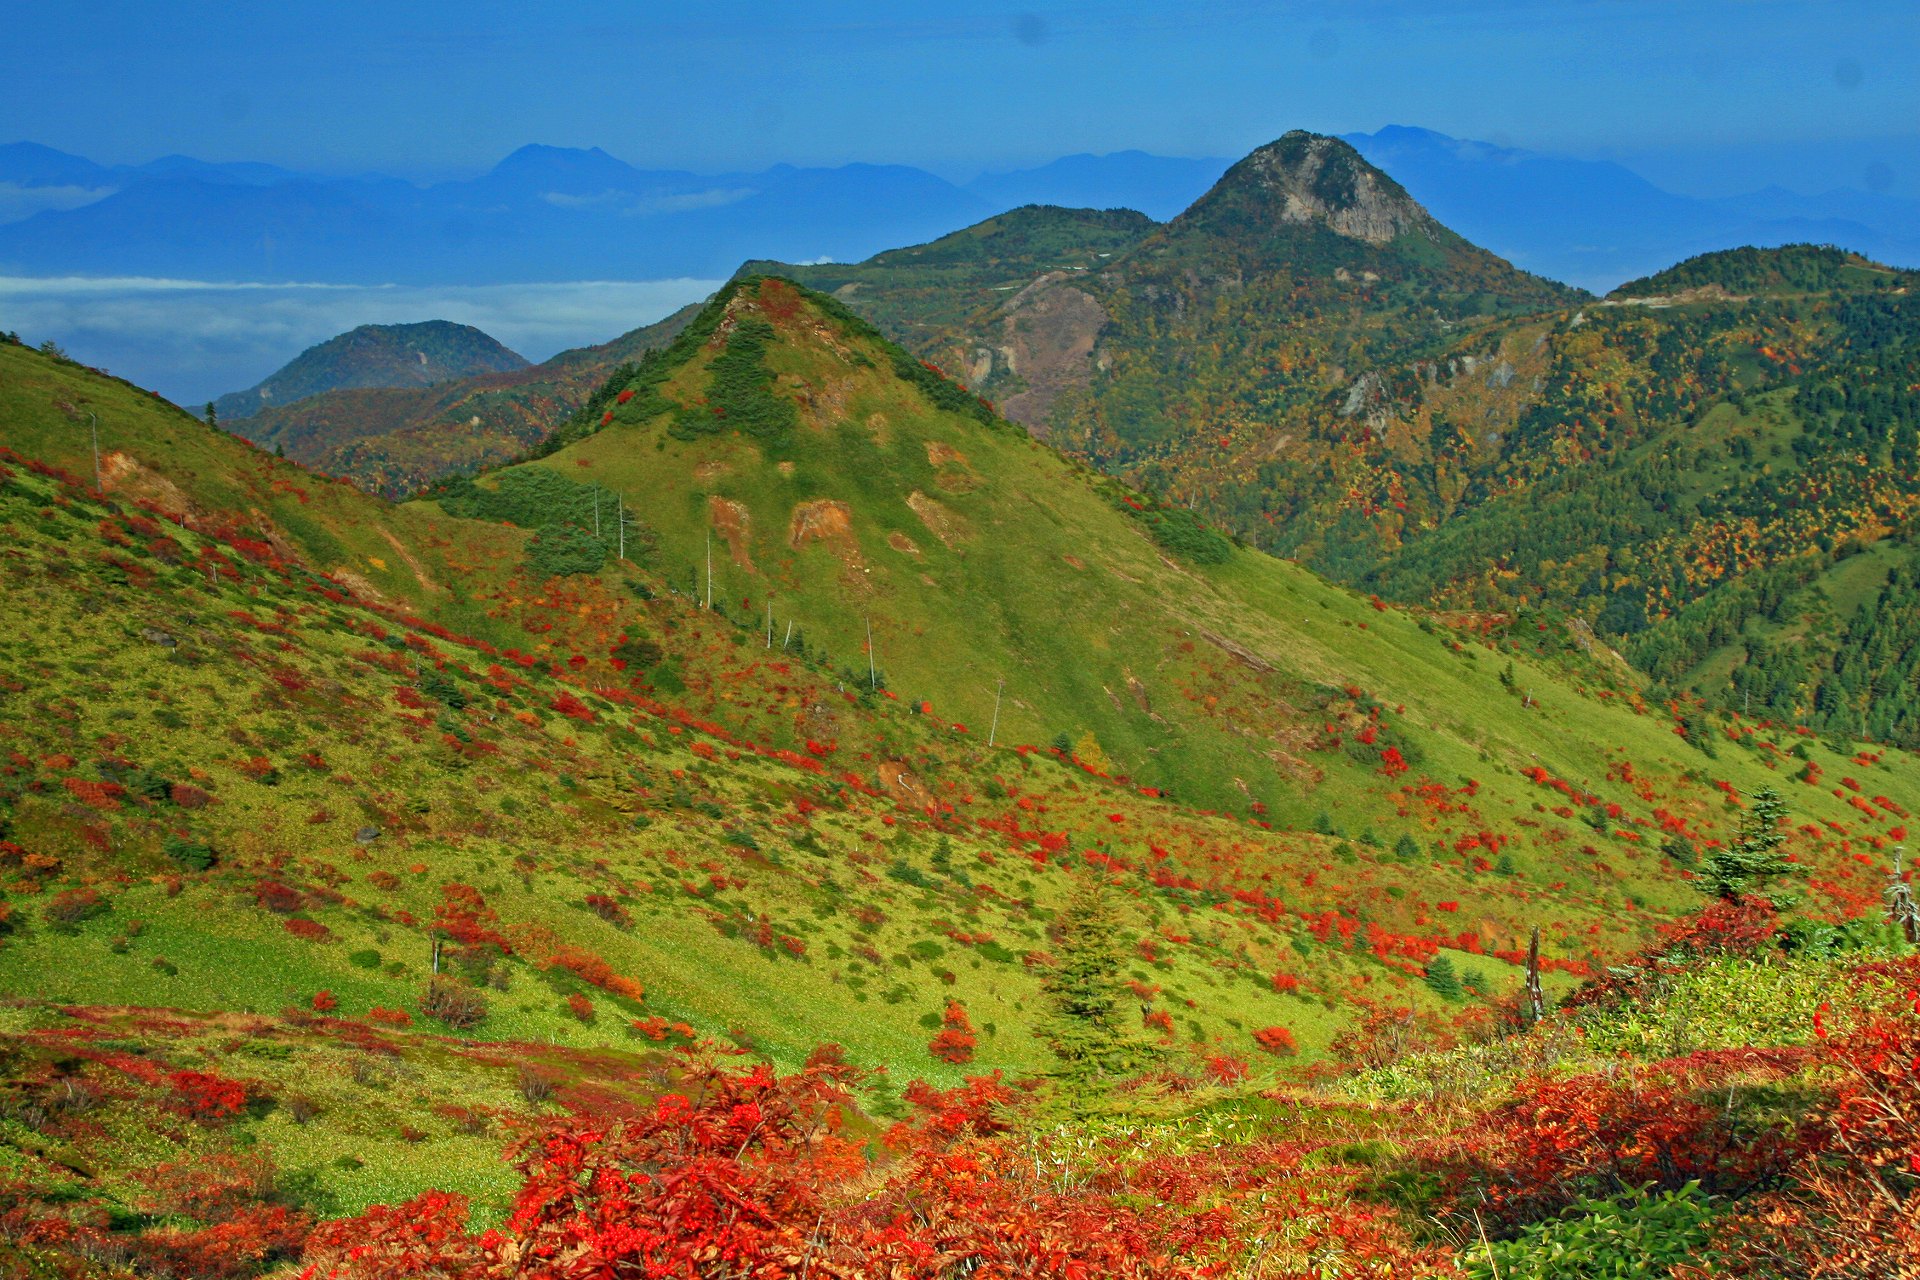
[212,321,530,424]
[226,304,700,498]
[1609,242,1912,299]
[3,300,1917,1263]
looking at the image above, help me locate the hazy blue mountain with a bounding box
[1344,125,1920,292]
[211,319,528,423]
[0,143,124,224]
[0,142,328,225]
[0,142,121,189]
[967,150,1232,220]
[0,144,992,283]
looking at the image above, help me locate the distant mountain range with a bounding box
[4,131,1916,295]
[0,141,996,284]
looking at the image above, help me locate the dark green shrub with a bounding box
[163,835,215,871]
[612,636,664,669]
[526,525,605,578]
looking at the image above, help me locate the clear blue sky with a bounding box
[6,1,1918,192]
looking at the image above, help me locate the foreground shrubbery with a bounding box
[0,898,1913,1278]
[291,933,1920,1279]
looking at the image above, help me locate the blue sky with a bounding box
[7,1,1918,194]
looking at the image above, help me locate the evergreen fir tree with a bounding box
[1704,786,1797,901]
[1424,954,1464,1000]
[1039,877,1141,1087]
[1393,833,1421,861]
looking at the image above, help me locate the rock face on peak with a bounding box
[1178,131,1435,247]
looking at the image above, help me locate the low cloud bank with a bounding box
[0,275,723,407]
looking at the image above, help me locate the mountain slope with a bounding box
[213,320,530,423]
[760,132,1583,457]
[759,195,1920,749]
[2,293,1916,1252]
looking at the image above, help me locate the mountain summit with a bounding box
[762,130,1581,462]
[212,320,529,423]
[1175,131,1435,247]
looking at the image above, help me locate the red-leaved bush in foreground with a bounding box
[301,1043,1453,1279]
[1422,1048,1805,1233]
[1699,956,1920,1276]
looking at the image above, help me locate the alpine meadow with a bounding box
[3,5,1920,1277]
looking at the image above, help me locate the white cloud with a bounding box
[0,182,118,225]
[540,186,757,214]
[0,275,722,407]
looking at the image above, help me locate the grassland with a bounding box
[0,289,1915,1243]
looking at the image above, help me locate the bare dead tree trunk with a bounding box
[1887,847,1919,944]
[1525,925,1546,1023]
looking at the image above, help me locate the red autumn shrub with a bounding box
[303,1048,867,1280]
[300,1189,482,1279]
[1659,895,1782,961]
[433,883,511,953]
[253,879,303,914]
[131,1153,310,1279]
[550,691,596,723]
[583,892,632,929]
[1430,1058,1797,1230]
[1205,1054,1249,1085]
[62,776,125,810]
[284,917,331,942]
[310,990,338,1013]
[366,1006,412,1028]
[927,999,977,1064]
[44,886,108,926]
[1714,959,1920,1273]
[170,1069,247,1121]
[566,993,595,1023]
[1252,1025,1298,1056]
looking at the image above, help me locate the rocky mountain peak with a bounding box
[1183,130,1437,246]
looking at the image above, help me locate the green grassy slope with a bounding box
[2,302,1916,1230]
[744,225,1920,750]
